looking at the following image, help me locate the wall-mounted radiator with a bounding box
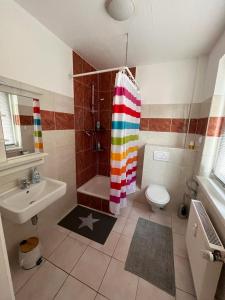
[186,200,225,300]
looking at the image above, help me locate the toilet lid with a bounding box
[145,184,170,205]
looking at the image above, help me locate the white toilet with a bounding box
[145,183,170,210]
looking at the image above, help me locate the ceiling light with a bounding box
[106,0,135,21]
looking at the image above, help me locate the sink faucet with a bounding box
[20,178,30,190]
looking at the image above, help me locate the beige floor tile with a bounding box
[133,201,150,210]
[95,294,108,300]
[55,276,97,300]
[136,278,175,300]
[48,237,87,273]
[12,263,39,294]
[176,289,196,300]
[149,212,172,227]
[90,231,120,256]
[173,233,188,258]
[16,261,67,300]
[39,226,68,258]
[134,196,147,205]
[120,206,132,218]
[172,216,187,236]
[164,204,176,215]
[71,247,110,290]
[112,216,127,233]
[122,217,138,237]
[56,225,70,235]
[99,258,138,300]
[129,204,150,221]
[69,231,91,245]
[113,235,132,262]
[174,256,195,295]
[127,197,135,207]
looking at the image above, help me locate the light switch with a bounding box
[153,150,170,162]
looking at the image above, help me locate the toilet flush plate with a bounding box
[153,151,170,162]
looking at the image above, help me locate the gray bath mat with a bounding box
[125,218,175,296]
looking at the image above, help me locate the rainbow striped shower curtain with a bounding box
[33,99,43,152]
[110,71,141,215]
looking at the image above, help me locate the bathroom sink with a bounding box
[0,177,66,224]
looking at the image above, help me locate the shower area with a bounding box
[73,52,136,213]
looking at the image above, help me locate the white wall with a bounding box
[193,56,208,102]
[214,55,225,96]
[0,1,76,289]
[0,215,15,300]
[204,30,225,99]
[0,0,73,97]
[136,57,208,105]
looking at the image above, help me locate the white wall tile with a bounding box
[141,145,197,207]
[54,93,74,114]
[139,131,186,149]
[0,88,76,272]
[189,103,201,119]
[39,91,55,111]
[141,103,192,119]
[199,97,212,118]
[210,95,225,117]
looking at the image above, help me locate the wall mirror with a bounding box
[0,92,43,159]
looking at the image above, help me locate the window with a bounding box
[0,92,21,149]
[214,131,225,185]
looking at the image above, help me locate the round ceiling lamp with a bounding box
[106,0,135,21]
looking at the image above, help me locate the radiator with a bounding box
[186,200,225,300]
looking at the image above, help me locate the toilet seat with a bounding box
[145,184,170,205]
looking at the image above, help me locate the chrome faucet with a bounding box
[20,178,30,189]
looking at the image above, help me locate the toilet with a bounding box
[145,183,170,210]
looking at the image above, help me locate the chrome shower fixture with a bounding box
[84,130,93,136]
[91,83,97,114]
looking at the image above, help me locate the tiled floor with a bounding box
[12,198,196,300]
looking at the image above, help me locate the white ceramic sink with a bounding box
[0,177,66,224]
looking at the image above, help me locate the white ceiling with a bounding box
[15,0,225,69]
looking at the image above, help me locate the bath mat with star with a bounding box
[58,205,117,244]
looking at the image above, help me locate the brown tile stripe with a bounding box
[34,111,225,136]
[196,118,208,135]
[171,119,188,133]
[41,110,55,130]
[140,117,225,137]
[207,117,225,137]
[55,111,74,130]
[141,118,187,133]
[14,115,33,126]
[40,110,74,130]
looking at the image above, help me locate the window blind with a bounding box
[214,131,225,184]
[0,92,16,146]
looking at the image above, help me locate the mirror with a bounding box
[0,92,43,158]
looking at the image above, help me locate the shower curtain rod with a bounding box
[72,66,140,91]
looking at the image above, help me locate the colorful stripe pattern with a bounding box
[110,71,141,215]
[33,99,43,152]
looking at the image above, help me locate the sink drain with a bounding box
[31,215,38,225]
